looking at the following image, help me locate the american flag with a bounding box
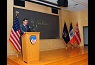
[9,17,21,52]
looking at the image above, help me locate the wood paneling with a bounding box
[40,39,66,51]
[25,1,51,14]
[77,10,88,47]
[60,9,88,47]
[7,0,17,55]
[61,10,72,47]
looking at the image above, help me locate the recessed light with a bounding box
[74,4,78,6]
[73,7,75,8]
[75,4,78,5]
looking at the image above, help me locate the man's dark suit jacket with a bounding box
[20,24,31,36]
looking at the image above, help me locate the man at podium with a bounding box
[20,18,31,52]
[20,18,31,36]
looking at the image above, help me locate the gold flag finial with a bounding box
[15,11,19,17]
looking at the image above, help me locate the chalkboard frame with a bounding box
[13,7,60,39]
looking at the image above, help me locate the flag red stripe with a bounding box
[12,28,19,41]
[10,34,20,50]
[76,32,81,40]
[16,30,20,38]
[9,39,18,52]
[75,32,81,45]
[11,30,20,44]
[74,23,81,45]
[18,30,20,37]
[9,37,19,52]
[9,17,21,53]
[11,30,20,43]
[16,32,19,38]
[75,32,81,42]
[9,38,18,52]
[10,30,21,49]
[10,32,21,49]
[75,36,80,45]
[17,30,20,38]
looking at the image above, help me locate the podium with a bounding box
[22,32,40,64]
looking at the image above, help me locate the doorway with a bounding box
[83,26,88,46]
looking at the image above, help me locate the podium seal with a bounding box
[30,36,37,45]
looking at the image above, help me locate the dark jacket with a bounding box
[20,24,31,36]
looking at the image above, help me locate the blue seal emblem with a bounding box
[30,36,37,45]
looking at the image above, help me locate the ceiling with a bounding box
[30,0,88,12]
[45,0,88,12]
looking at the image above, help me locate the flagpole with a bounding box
[75,41,80,48]
[78,44,80,48]
[15,11,20,58]
[66,44,67,49]
[72,45,73,49]
[16,11,19,18]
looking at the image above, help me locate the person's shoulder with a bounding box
[26,25,29,27]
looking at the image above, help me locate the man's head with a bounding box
[23,18,28,25]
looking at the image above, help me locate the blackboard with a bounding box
[13,7,59,39]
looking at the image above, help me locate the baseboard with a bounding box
[84,44,88,46]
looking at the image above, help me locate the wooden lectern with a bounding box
[22,32,40,64]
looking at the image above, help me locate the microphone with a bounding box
[29,26,31,28]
